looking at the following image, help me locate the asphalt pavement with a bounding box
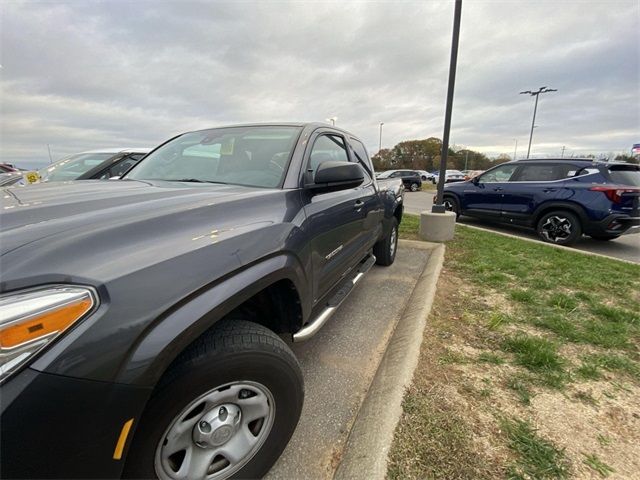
[403,190,640,264]
[266,245,431,480]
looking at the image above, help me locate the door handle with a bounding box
[354,200,365,210]
[543,188,557,193]
[493,187,503,192]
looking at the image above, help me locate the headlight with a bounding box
[0,286,96,381]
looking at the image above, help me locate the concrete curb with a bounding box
[457,223,639,265]
[334,239,446,480]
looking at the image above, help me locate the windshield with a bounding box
[127,126,302,188]
[40,153,114,181]
[607,165,640,186]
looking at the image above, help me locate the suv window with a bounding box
[479,164,518,183]
[514,164,574,181]
[607,165,640,186]
[309,135,349,172]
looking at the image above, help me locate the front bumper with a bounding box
[1,368,152,479]
[585,214,640,236]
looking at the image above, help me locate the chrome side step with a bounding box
[293,254,376,342]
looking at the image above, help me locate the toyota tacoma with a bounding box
[0,123,403,479]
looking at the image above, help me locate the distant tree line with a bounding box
[371,138,639,171]
[371,137,510,172]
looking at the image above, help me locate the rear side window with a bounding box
[607,165,640,186]
[515,164,574,181]
[349,138,373,179]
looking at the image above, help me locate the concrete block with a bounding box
[419,211,456,242]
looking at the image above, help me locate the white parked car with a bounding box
[432,169,466,184]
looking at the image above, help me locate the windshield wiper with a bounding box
[167,178,228,184]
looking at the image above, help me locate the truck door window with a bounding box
[308,135,349,173]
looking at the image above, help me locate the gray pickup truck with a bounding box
[0,123,403,479]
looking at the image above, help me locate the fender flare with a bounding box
[532,201,588,226]
[115,254,308,386]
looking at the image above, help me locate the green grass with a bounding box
[583,453,615,477]
[389,215,639,479]
[501,334,565,374]
[578,353,640,380]
[478,352,506,365]
[388,392,493,479]
[500,417,570,479]
[398,213,420,240]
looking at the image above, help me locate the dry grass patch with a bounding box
[387,219,640,479]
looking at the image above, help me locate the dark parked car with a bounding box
[377,169,422,191]
[37,148,151,183]
[0,123,403,479]
[442,158,640,245]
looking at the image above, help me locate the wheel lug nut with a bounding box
[219,406,228,421]
[199,421,211,432]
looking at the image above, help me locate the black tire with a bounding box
[123,320,303,480]
[443,195,460,219]
[431,178,436,184]
[410,182,419,192]
[590,234,620,241]
[536,210,582,245]
[374,217,398,266]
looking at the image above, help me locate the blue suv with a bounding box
[442,159,640,245]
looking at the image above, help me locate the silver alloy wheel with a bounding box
[541,215,572,243]
[443,199,454,212]
[389,225,397,258]
[410,183,418,192]
[155,381,275,480]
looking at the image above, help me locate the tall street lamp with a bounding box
[433,0,462,213]
[378,122,384,152]
[519,86,557,158]
[326,116,337,126]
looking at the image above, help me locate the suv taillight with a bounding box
[589,186,640,204]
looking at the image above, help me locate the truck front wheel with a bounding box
[123,320,303,480]
[374,217,398,266]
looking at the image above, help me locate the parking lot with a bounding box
[404,191,640,263]
[266,244,431,479]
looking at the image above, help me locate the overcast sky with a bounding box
[1,0,638,168]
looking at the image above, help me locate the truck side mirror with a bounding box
[309,161,364,192]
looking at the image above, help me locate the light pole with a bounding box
[519,86,556,158]
[513,138,518,160]
[326,116,337,126]
[561,145,566,158]
[378,122,384,152]
[433,0,462,213]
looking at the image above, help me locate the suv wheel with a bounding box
[123,320,303,480]
[374,217,398,266]
[536,211,582,245]
[443,196,460,219]
[409,182,419,192]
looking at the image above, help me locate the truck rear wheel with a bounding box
[123,320,303,480]
[374,217,398,266]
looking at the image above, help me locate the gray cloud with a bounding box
[1,0,638,169]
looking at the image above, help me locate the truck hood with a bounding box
[0,180,282,282]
